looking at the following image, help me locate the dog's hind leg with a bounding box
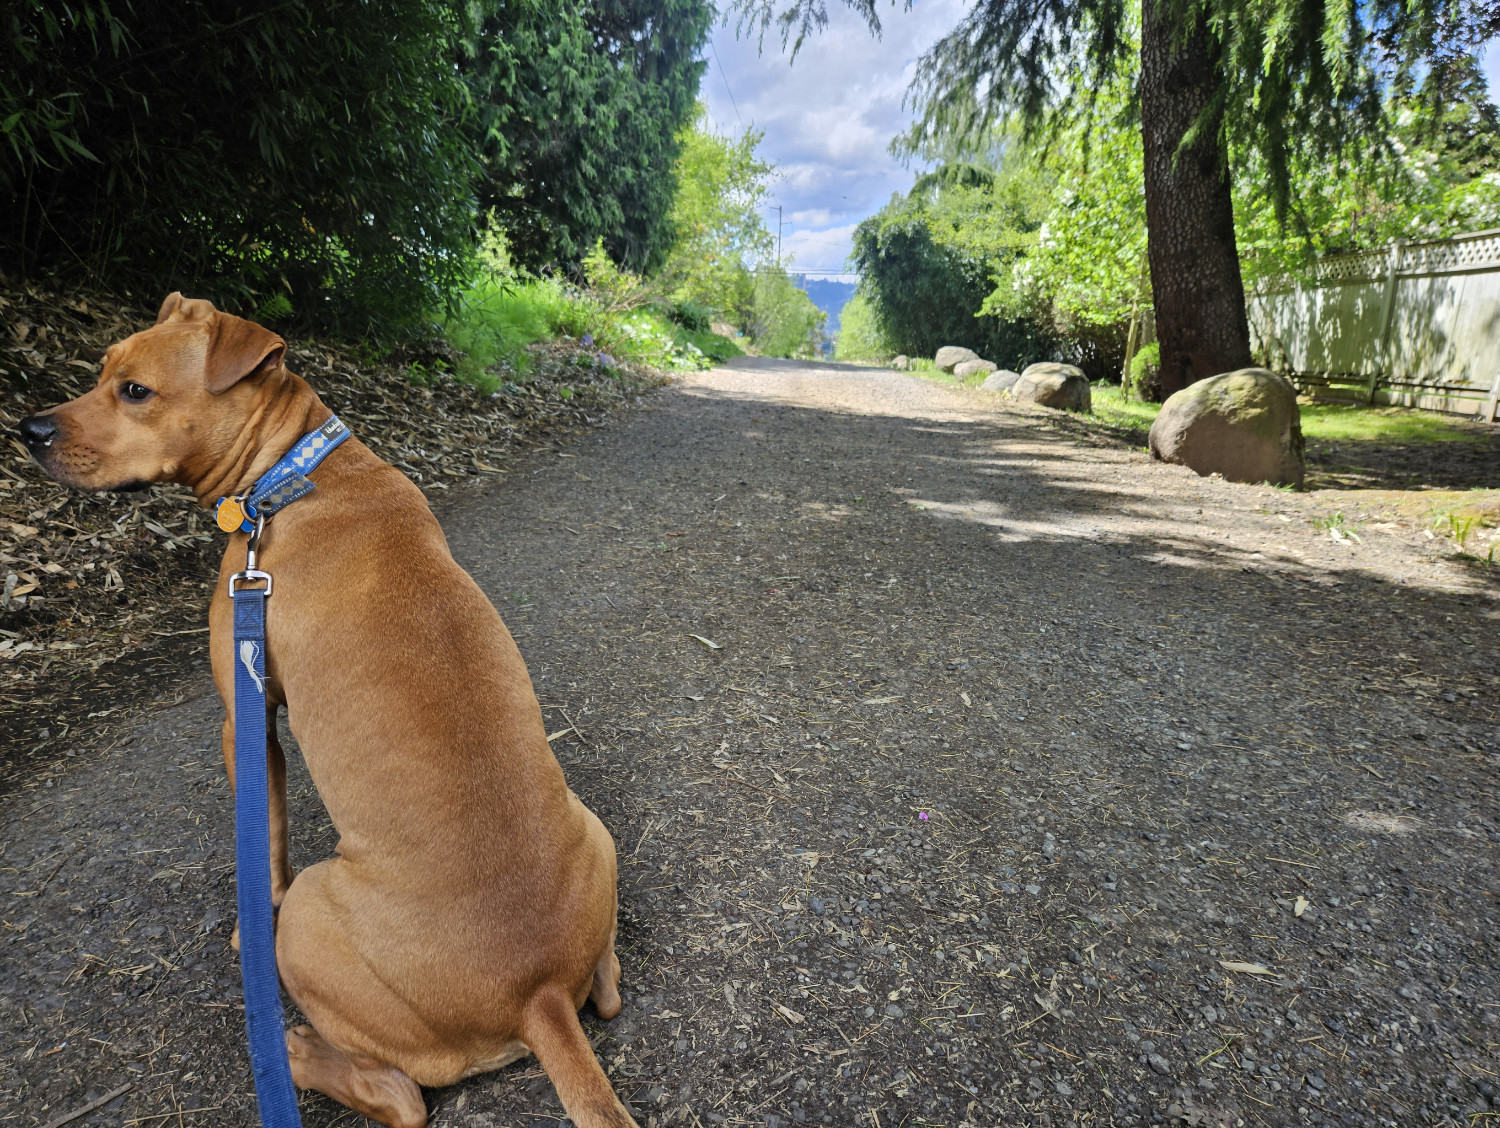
[588,927,621,1020]
[523,988,637,1128]
[583,806,622,1021]
[285,1024,426,1128]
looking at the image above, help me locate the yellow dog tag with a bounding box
[216,496,248,533]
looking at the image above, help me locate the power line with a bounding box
[709,40,744,132]
[750,267,857,275]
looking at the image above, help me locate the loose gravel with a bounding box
[2,356,1497,1128]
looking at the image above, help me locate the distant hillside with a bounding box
[791,276,857,333]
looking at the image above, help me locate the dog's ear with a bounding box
[156,292,218,326]
[156,292,185,325]
[205,314,286,394]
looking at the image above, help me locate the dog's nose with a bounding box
[17,414,60,449]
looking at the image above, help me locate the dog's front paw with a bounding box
[228,903,281,952]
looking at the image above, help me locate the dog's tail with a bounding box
[523,988,638,1128]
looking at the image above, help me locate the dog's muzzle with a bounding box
[17,413,61,452]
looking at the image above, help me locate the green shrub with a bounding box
[444,267,735,389]
[1,0,476,337]
[668,298,715,333]
[749,270,826,359]
[674,326,742,362]
[834,292,894,362]
[1126,342,1161,401]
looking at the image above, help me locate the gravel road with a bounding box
[3,357,1498,1128]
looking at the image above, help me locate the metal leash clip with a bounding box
[228,514,273,598]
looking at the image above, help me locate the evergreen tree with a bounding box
[737,0,1495,398]
[0,0,477,334]
[465,0,711,274]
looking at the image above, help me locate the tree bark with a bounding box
[1138,0,1253,400]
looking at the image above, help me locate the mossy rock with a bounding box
[1148,367,1304,487]
[1014,363,1090,411]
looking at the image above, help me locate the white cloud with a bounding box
[700,1,969,285]
[781,222,860,277]
[789,207,835,226]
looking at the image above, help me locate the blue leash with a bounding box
[231,519,302,1128]
[221,417,349,1128]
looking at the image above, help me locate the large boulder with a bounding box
[891,355,910,370]
[980,369,1022,393]
[1148,367,1304,487]
[953,358,997,380]
[934,345,978,372]
[1012,362,1091,411]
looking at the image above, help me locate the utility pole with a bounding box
[760,203,785,271]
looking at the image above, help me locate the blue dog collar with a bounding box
[215,415,349,533]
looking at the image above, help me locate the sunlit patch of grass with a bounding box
[1089,384,1482,446]
[1298,403,1475,444]
[1088,384,1161,432]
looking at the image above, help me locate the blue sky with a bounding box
[700,0,970,282]
[701,9,1500,285]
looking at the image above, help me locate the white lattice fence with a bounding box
[1247,229,1500,420]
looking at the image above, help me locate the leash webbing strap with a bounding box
[232,585,303,1127]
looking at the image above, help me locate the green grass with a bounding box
[1088,383,1477,444]
[1296,402,1474,444]
[1087,384,1163,432]
[440,273,739,391]
[673,324,743,363]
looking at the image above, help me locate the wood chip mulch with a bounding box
[0,280,669,775]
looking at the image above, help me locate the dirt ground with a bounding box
[2,356,1498,1128]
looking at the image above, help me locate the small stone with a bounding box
[1012,362,1090,412]
[885,1003,904,1018]
[934,345,978,372]
[1148,1053,1172,1075]
[1054,1081,1074,1097]
[1024,884,1042,896]
[1166,1103,1184,1121]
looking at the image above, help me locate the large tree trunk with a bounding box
[1138,0,1253,400]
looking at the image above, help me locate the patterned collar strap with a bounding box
[214,416,350,533]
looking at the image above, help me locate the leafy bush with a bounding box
[1126,342,1161,401]
[444,243,738,390]
[465,0,710,274]
[1,0,477,336]
[674,325,743,362]
[850,181,1057,368]
[668,299,715,333]
[655,107,774,328]
[748,270,827,358]
[834,292,894,362]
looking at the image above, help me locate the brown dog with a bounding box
[18,294,638,1128]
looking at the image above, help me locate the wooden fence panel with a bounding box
[1246,229,1500,420]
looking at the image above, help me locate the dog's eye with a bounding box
[120,382,154,402]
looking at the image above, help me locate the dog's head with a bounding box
[16,292,286,492]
